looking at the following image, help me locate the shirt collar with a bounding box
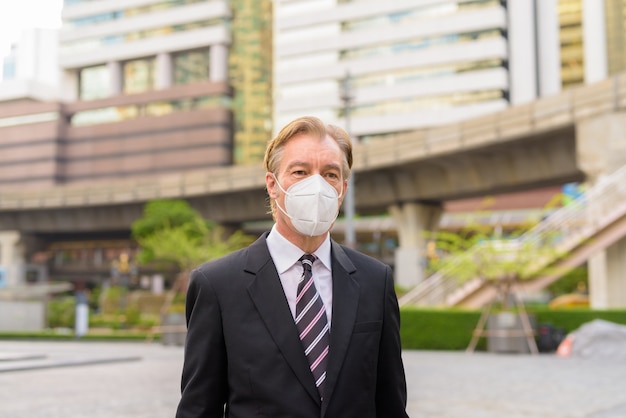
[266,224,332,274]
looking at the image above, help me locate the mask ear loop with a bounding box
[272,174,294,220]
[333,179,344,220]
[337,177,345,200]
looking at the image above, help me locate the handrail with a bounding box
[399,163,626,307]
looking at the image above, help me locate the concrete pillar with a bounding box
[156,52,173,89]
[576,112,626,178]
[210,44,228,82]
[588,236,626,309]
[107,60,123,96]
[588,250,608,308]
[583,0,608,84]
[577,111,626,308]
[0,231,25,288]
[60,70,79,101]
[605,236,626,306]
[536,0,561,97]
[507,0,538,105]
[389,202,443,288]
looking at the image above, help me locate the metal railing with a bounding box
[399,163,626,307]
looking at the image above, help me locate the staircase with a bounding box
[399,164,626,308]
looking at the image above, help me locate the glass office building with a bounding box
[274,0,516,140]
[273,0,621,142]
[59,0,230,102]
[59,0,273,164]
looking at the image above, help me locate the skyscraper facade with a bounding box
[58,0,273,165]
[272,0,621,142]
[1,29,60,86]
[273,0,521,140]
[229,0,274,164]
[59,0,230,101]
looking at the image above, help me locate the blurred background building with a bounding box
[272,0,626,138]
[0,28,60,102]
[2,0,626,308]
[4,0,625,179]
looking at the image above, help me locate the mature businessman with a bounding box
[176,116,409,418]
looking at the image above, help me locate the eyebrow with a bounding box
[286,161,341,172]
[285,161,311,171]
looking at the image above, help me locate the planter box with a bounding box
[160,312,186,346]
[487,312,537,354]
[0,301,46,331]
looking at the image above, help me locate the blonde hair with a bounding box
[264,116,353,217]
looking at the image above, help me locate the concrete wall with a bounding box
[0,301,46,331]
[0,82,233,191]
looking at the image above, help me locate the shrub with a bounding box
[399,307,626,351]
[400,308,484,351]
[47,297,76,328]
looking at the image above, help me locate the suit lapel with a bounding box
[245,233,321,405]
[322,241,359,416]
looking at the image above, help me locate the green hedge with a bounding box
[529,307,626,332]
[3,306,626,346]
[400,308,483,351]
[400,307,626,351]
[0,329,153,341]
[47,297,160,330]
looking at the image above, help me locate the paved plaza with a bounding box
[0,340,625,417]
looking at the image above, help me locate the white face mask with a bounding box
[273,174,343,237]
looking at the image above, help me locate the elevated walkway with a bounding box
[399,164,626,308]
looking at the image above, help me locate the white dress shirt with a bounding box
[266,224,333,326]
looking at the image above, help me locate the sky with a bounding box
[0,0,64,58]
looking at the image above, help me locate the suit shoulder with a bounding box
[192,247,249,282]
[339,244,391,273]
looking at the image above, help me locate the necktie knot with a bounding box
[299,254,316,273]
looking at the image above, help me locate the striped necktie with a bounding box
[296,254,330,400]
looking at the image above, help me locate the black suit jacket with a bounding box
[176,232,409,418]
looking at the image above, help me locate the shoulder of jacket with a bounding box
[193,246,249,277]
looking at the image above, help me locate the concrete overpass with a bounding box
[3,74,626,304]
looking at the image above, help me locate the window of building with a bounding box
[66,0,206,24]
[123,58,156,94]
[339,28,501,61]
[64,0,97,5]
[79,65,110,100]
[61,20,217,56]
[2,56,16,80]
[174,49,210,85]
[604,0,626,75]
[340,0,500,32]
[70,11,123,28]
[558,0,584,88]
[347,89,504,119]
[350,58,504,90]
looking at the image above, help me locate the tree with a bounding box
[132,199,253,315]
[426,223,564,354]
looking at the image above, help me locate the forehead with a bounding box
[281,133,342,162]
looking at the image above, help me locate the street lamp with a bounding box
[340,72,356,249]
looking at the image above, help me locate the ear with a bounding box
[266,172,278,199]
[339,179,348,204]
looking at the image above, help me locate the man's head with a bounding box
[264,116,353,239]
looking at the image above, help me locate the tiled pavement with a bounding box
[1,340,625,417]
